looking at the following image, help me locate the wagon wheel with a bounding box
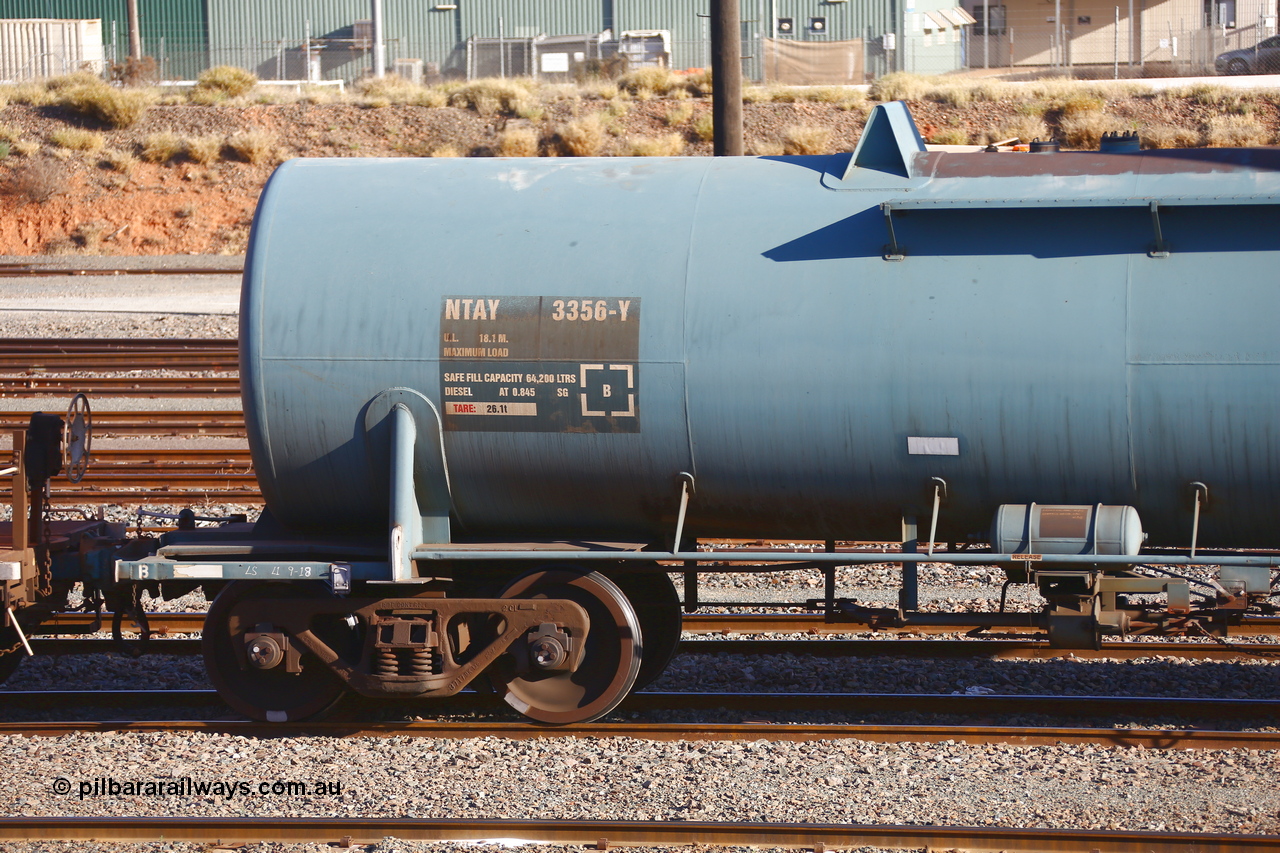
[490,568,641,724]
[62,393,92,483]
[611,569,682,690]
[202,581,348,722]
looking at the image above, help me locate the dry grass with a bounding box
[12,141,39,158]
[618,67,683,99]
[987,116,1049,144]
[59,83,154,129]
[0,124,21,144]
[498,128,539,157]
[1205,114,1269,147]
[228,130,277,164]
[626,133,685,156]
[1142,123,1201,149]
[141,131,183,163]
[558,114,606,157]
[448,78,535,115]
[693,113,714,142]
[1058,92,1106,117]
[99,148,138,174]
[781,124,832,155]
[1059,112,1125,149]
[195,65,257,99]
[185,135,224,164]
[749,140,786,156]
[665,102,694,126]
[927,128,969,145]
[868,72,932,102]
[429,144,463,157]
[49,127,104,152]
[354,74,447,107]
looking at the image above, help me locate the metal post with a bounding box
[899,515,919,612]
[983,0,990,68]
[1129,0,1134,65]
[127,0,142,61]
[1055,0,1062,65]
[711,0,744,156]
[1114,6,1120,77]
[499,16,505,78]
[371,0,385,78]
[305,19,311,82]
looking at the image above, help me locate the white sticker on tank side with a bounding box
[907,436,960,456]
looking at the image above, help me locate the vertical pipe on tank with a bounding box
[711,0,744,156]
[389,404,422,581]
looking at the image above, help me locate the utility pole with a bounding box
[711,0,744,156]
[127,0,142,61]
[372,0,385,78]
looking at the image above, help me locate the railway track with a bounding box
[2,816,1273,852]
[0,338,237,371]
[2,715,1277,750]
[24,635,1280,662]
[35,610,1280,638]
[3,689,1279,732]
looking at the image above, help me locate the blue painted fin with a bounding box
[844,101,926,180]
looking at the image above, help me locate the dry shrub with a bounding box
[228,130,277,164]
[618,67,680,98]
[606,98,629,117]
[3,158,66,203]
[1206,115,1268,147]
[1,82,56,107]
[665,102,694,126]
[1058,92,1106,117]
[430,144,463,158]
[99,148,138,174]
[12,141,39,157]
[111,56,157,85]
[498,128,539,157]
[142,131,183,163]
[60,83,154,129]
[927,128,969,145]
[50,127,104,152]
[0,124,21,144]
[448,78,535,115]
[185,135,224,164]
[987,116,1049,144]
[196,65,257,99]
[1142,123,1200,149]
[626,133,685,156]
[0,142,8,160]
[355,74,444,107]
[781,124,831,155]
[693,113,714,142]
[749,140,785,156]
[581,81,619,100]
[558,114,605,157]
[869,72,931,102]
[1059,112,1124,149]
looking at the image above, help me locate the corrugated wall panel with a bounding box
[0,0,206,78]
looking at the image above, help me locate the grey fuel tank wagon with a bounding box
[97,102,1280,723]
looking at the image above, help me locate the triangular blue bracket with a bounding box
[843,101,927,180]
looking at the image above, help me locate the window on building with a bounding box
[972,4,1007,34]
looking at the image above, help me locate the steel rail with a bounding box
[0,376,239,396]
[0,354,238,371]
[33,611,1280,638]
[0,816,1274,851]
[24,636,1280,662]
[0,266,241,278]
[3,689,1278,720]
[4,718,1278,750]
[0,410,245,435]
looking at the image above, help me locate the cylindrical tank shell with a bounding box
[989,504,1144,556]
[241,149,1280,548]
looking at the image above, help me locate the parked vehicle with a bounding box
[1216,34,1280,74]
